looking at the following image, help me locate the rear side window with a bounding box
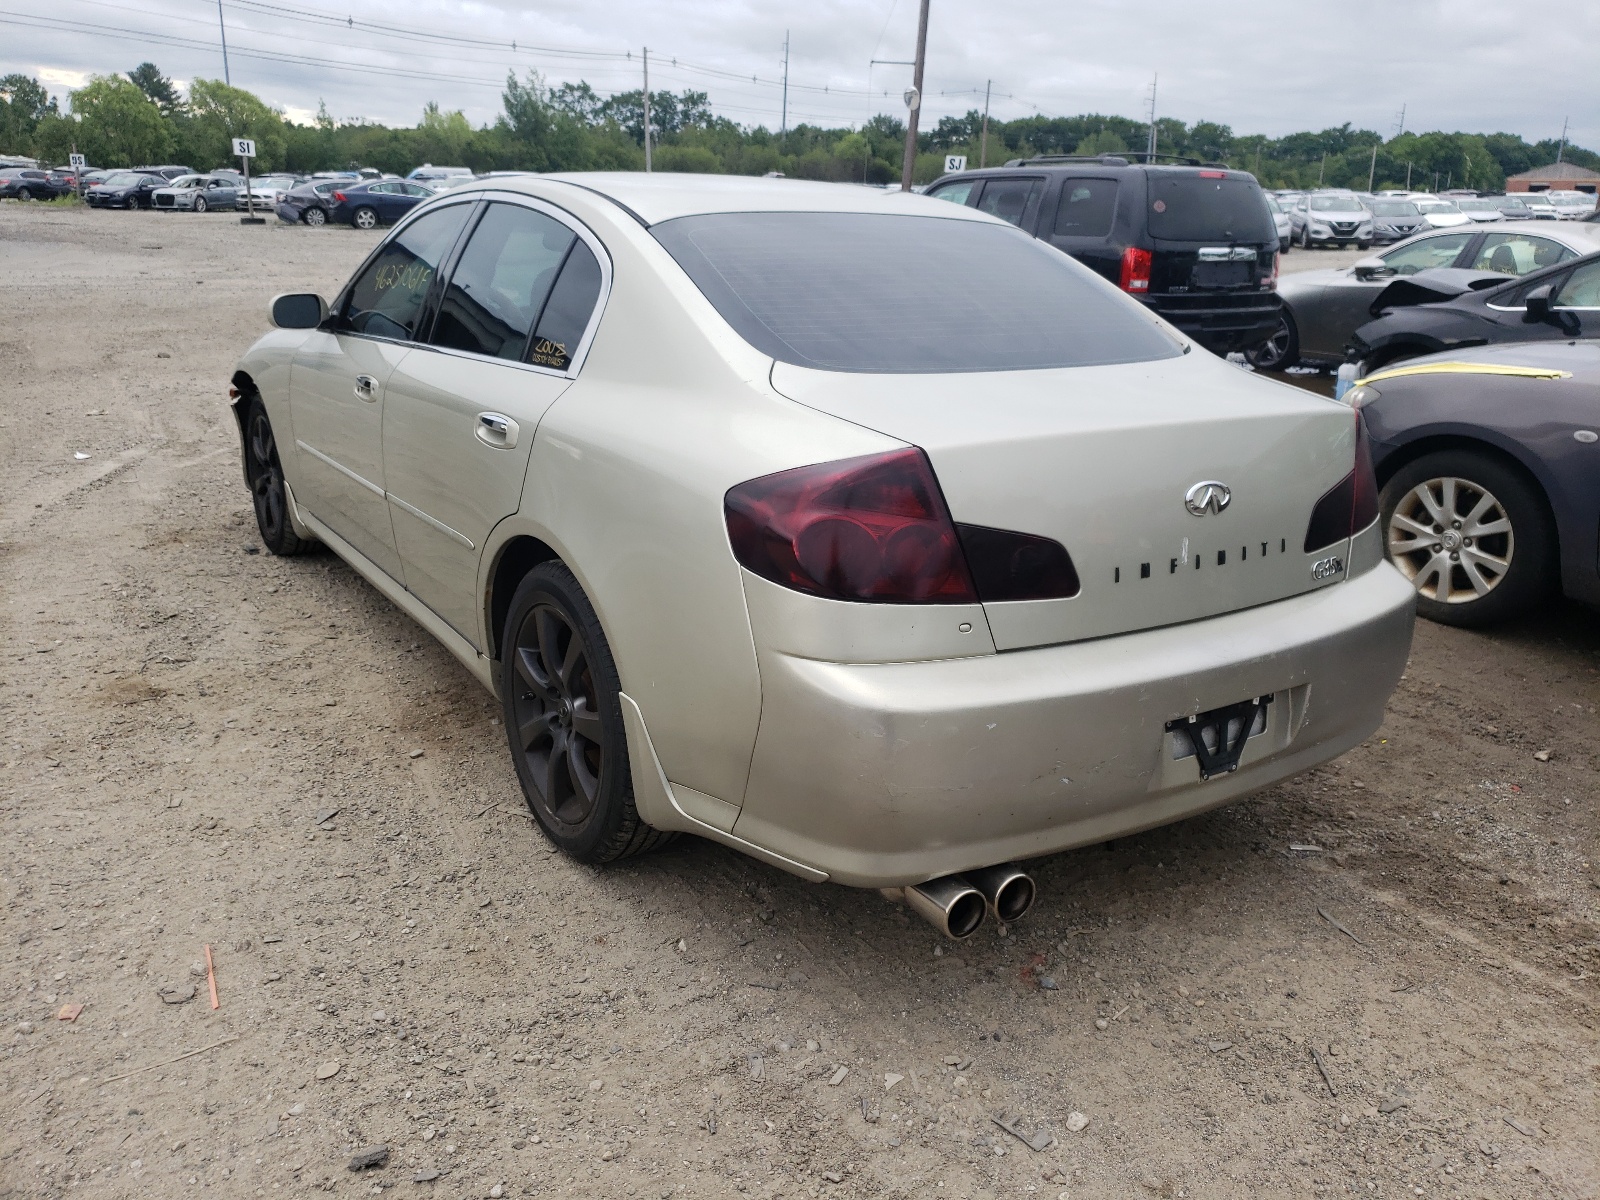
[652,211,1181,374]
[432,203,574,360]
[529,240,604,371]
[341,204,473,341]
[1467,233,1572,275]
[1380,232,1473,276]
[928,180,977,206]
[1053,178,1119,238]
[1146,175,1276,242]
[976,178,1040,227]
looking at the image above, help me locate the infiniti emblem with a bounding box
[1184,481,1232,516]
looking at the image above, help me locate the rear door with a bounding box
[1045,175,1124,284]
[289,201,475,577]
[974,176,1044,229]
[381,198,609,644]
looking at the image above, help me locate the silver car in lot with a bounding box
[1249,223,1600,370]
[1288,193,1374,248]
[150,174,239,213]
[1265,195,1293,252]
[229,174,1413,936]
[1367,198,1427,243]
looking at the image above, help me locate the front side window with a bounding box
[652,211,1182,373]
[1053,178,1119,238]
[1468,233,1572,276]
[1380,232,1474,275]
[340,204,473,341]
[976,178,1042,227]
[1554,260,1600,307]
[432,203,576,360]
[927,180,977,206]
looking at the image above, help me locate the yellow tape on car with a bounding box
[1356,362,1573,386]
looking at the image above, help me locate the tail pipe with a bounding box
[904,876,987,940]
[964,863,1037,924]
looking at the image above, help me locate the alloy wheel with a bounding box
[194,196,207,213]
[1386,475,1514,605]
[510,604,606,830]
[304,207,326,227]
[247,408,288,543]
[353,207,377,230]
[1247,316,1293,370]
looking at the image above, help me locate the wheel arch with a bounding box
[229,369,259,487]
[484,534,563,663]
[1375,433,1562,565]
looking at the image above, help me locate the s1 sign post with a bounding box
[234,138,265,225]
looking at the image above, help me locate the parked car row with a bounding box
[1272,187,1598,250]
[276,178,441,228]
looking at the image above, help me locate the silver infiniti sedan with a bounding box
[228,174,1413,937]
[1249,222,1600,370]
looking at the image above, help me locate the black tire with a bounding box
[1280,237,1291,253]
[1245,308,1300,371]
[1379,450,1555,627]
[303,206,327,227]
[352,206,378,230]
[500,562,674,864]
[125,195,139,210]
[17,186,32,201]
[244,398,312,556]
[1357,240,1372,250]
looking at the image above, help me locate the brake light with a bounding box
[955,524,1079,601]
[1199,170,1226,178]
[1303,415,1379,553]
[1263,251,1279,290]
[1119,246,1152,293]
[725,448,978,603]
[333,191,347,201]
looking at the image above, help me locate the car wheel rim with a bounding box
[355,210,375,229]
[1387,476,1515,604]
[1252,318,1290,368]
[306,209,324,226]
[247,410,286,539]
[511,604,605,829]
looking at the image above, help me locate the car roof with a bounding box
[487,172,1003,226]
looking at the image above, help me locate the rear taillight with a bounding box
[1119,246,1152,293]
[725,448,978,604]
[1303,415,1379,553]
[1263,251,1279,290]
[333,191,347,201]
[956,525,1079,601]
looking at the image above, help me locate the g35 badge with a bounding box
[1311,555,1345,581]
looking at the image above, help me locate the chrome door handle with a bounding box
[474,411,519,449]
[353,374,378,401]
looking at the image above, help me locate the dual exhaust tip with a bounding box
[898,864,1036,940]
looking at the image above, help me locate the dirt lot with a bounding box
[2,205,1597,1200]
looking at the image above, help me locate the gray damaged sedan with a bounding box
[1248,223,1600,370]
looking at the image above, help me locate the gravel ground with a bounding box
[2,205,1597,1200]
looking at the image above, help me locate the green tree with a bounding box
[416,102,473,166]
[127,63,181,117]
[1074,129,1127,156]
[176,78,286,171]
[65,75,172,167]
[1,74,57,156]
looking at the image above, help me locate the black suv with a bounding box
[926,155,1282,355]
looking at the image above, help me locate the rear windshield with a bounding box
[1146,175,1276,242]
[652,211,1182,374]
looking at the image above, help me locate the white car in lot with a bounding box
[1547,190,1597,219]
[229,174,1414,936]
[1290,193,1375,248]
[1414,198,1472,229]
[1265,195,1293,251]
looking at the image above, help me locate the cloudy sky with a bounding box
[4,0,1594,148]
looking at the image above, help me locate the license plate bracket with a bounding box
[1166,695,1272,781]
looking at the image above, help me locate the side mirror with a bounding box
[270,292,330,329]
[1352,256,1393,281]
[1523,284,1552,322]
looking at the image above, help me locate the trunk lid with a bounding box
[770,352,1360,651]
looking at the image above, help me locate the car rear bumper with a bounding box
[1146,293,1284,353]
[728,556,1414,887]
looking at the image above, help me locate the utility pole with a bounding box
[979,78,991,168]
[1405,161,1412,188]
[642,47,651,172]
[1556,116,1569,164]
[1318,152,1325,186]
[899,0,930,192]
[1394,103,1405,138]
[1145,74,1157,159]
[780,31,789,149]
[217,0,231,85]
[1367,142,1378,191]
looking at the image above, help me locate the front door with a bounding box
[288,201,475,578]
[1304,231,1478,360]
[382,200,608,644]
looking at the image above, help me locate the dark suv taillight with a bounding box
[1119,246,1152,293]
[1303,415,1379,553]
[726,449,978,603]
